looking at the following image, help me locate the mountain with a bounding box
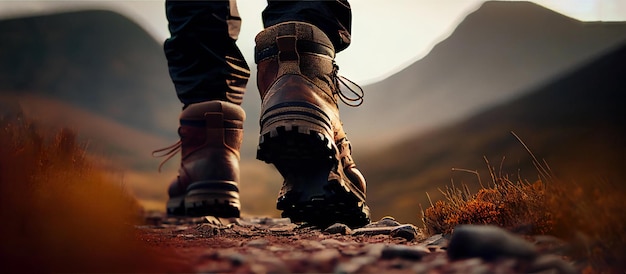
[341,1,626,149]
[0,10,179,139]
[360,41,626,223]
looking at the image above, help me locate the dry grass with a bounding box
[421,132,626,272]
[0,110,181,272]
[422,164,552,235]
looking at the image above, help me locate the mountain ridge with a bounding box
[342,1,626,149]
[0,10,178,139]
[361,41,626,223]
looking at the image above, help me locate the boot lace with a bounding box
[152,140,181,172]
[332,62,365,107]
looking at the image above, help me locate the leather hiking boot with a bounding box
[255,21,370,228]
[154,101,245,218]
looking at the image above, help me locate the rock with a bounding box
[197,223,220,236]
[447,225,537,261]
[390,224,419,241]
[268,223,298,233]
[324,223,353,235]
[364,216,401,228]
[421,234,448,246]
[352,226,394,237]
[245,238,270,248]
[381,245,430,260]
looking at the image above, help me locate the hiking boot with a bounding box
[254,21,370,228]
[155,101,245,218]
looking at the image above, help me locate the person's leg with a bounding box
[160,0,248,218]
[164,0,249,106]
[261,0,352,53]
[255,0,370,227]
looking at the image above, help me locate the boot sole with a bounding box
[167,181,241,218]
[257,104,370,228]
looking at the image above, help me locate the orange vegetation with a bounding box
[0,111,186,272]
[422,155,626,272]
[423,179,551,235]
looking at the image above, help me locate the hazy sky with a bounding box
[1,0,625,84]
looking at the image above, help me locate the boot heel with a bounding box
[184,180,240,218]
[257,102,336,166]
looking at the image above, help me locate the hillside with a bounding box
[0,10,178,139]
[361,42,626,223]
[341,1,626,148]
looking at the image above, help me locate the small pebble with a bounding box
[365,216,401,228]
[390,224,419,241]
[353,226,393,237]
[324,223,353,235]
[381,245,430,260]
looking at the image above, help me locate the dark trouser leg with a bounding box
[164,0,249,107]
[262,0,353,52]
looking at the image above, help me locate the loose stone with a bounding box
[364,216,402,228]
[447,225,537,261]
[324,223,353,235]
[381,245,430,260]
[352,226,394,237]
[390,224,419,241]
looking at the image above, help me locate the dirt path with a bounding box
[136,214,577,273]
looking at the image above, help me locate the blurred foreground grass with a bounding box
[0,110,182,272]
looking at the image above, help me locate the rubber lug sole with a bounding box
[167,181,241,218]
[257,123,370,228]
